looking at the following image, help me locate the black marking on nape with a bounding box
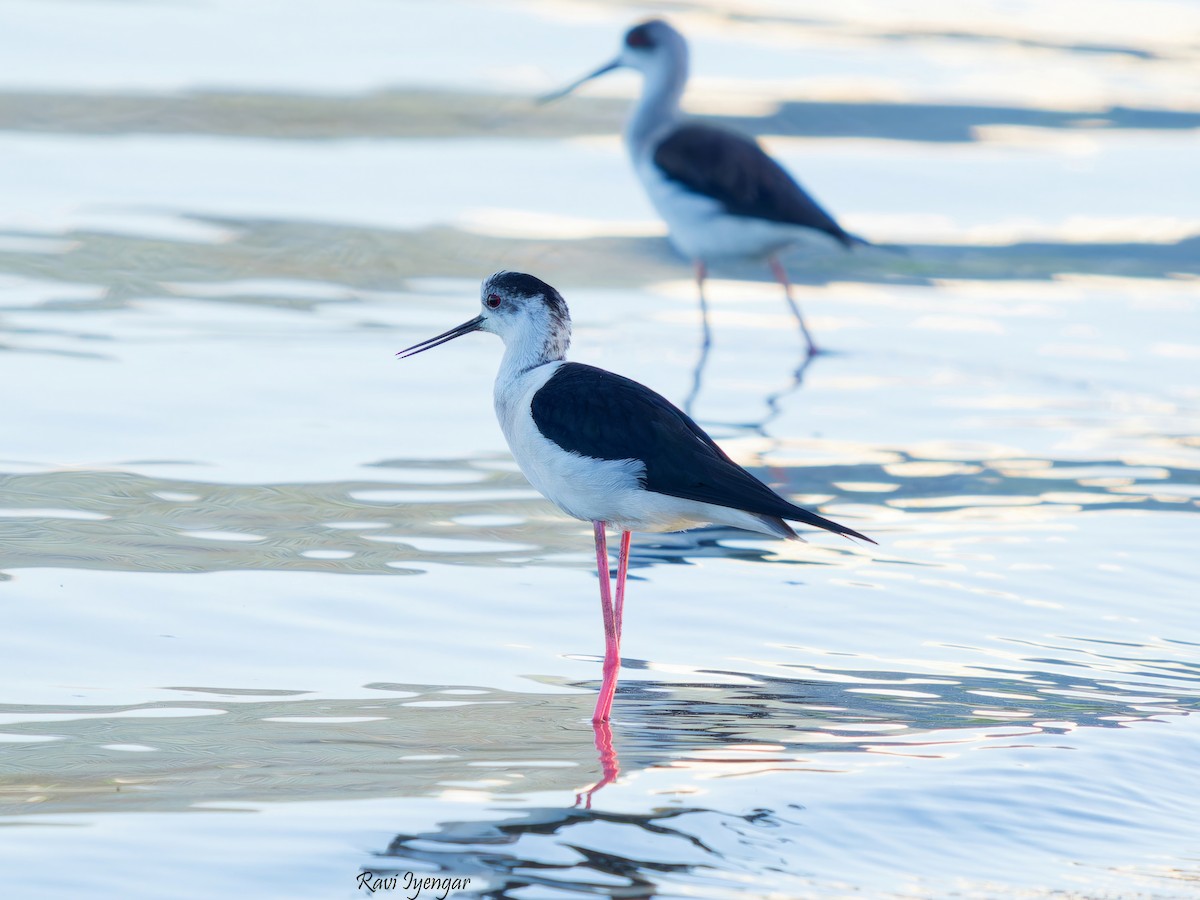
[625,22,658,49]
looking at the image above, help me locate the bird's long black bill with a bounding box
[536,59,620,105]
[396,316,484,359]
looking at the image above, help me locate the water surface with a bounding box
[1,1,1198,897]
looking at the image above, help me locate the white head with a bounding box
[538,19,689,103]
[396,272,571,367]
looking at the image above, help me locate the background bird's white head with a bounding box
[613,19,688,78]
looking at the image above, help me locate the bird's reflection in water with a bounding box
[681,310,818,436]
[374,803,748,899]
[365,656,1199,898]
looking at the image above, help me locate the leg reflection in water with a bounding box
[683,327,818,435]
[575,716,620,809]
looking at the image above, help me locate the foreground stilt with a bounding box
[399,271,875,724]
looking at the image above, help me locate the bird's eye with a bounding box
[485,293,502,309]
[625,26,653,48]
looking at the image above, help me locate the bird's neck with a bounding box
[495,324,570,393]
[625,58,688,152]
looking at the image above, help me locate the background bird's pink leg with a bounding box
[593,521,619,723]
[769,255,819,356]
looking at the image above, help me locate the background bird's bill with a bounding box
[396,315,484,359]
[536,60,619,105]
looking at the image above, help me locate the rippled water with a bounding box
[2,1,1199,898]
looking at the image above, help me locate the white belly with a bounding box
[634,154,842,263]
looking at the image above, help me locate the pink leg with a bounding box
[614,531,631,638]
[769,256,819,356]
[694,259,713,349]
[593,521,619,723]
[577,534,632,800]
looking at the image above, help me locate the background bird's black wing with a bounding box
[653,122,853,246]
[531,363,872,541]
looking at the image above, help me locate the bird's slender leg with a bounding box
[593,530,632,724]
[769,255,819,357]
[593,521,620,723]
[614,531,631,637]
[694,259,713,350]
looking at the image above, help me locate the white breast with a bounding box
[493,362,645,526]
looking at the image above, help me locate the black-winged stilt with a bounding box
[397,272,874,721]
[541,19,871,355]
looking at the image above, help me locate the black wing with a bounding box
[653,122,853,246]
[530,363,873,542]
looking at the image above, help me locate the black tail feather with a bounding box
[786,505,876,545]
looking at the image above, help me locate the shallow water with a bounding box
[2,1,1199,898]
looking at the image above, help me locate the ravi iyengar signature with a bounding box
[357,871,471,898]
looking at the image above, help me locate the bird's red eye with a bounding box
[625,26,652,48]
[486,293,502,309]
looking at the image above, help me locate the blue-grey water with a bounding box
[1,1,1198,898]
